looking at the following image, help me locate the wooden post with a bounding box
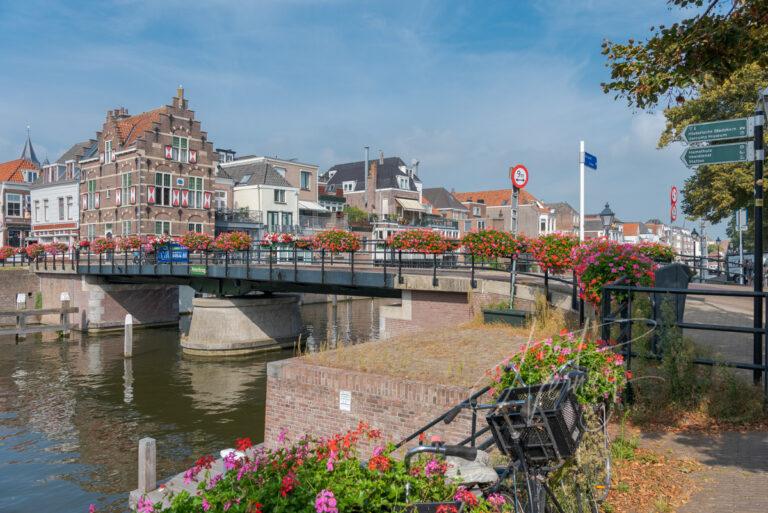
[137,437,157,494]
[59,292,71,338]
[124,314,133,358]
[15,294,26,341]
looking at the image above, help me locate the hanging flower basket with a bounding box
[118,235,143,252]
[180,232,214,252]
[215,231,253,252]
[461,229,527,260]
[43,242,69,255]
[313,229,361,253]
[529,233,579,275]
[389,229,452,254]
[91,237,116,255]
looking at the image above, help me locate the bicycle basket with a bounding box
[486,380,583,466]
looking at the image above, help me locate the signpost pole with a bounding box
[754,108,764,385]
[739,209,745,285]
[510,186,519,306]
[579,140,585,241]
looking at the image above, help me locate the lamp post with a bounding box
[599,203,615,239]
[716,236,722,276]
[691,227,700,282]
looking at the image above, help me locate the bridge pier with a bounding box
[181,295,302,356]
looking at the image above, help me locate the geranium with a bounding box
[488,331,628,404]
[295,237,315,250]
[529,232,579,274]
[461,229,527,259]
[635,240,675,263]
[235,437,253,452]
[24,243,45,260]
[91,237,116,255]
[262,232,295,245]
[454,487,478,507]
[314,489,338,513]
[389,229,453,254]
[147,234,174,249]
[571,238,657,306]
[44,242,69,255]
[118,235,143,252]
[78,240,90,249]
[180,232,214,252]
[215,231,253,252]
[312,229,361,253]
[0,246,17,260]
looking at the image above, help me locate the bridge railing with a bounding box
[72,241,581,305]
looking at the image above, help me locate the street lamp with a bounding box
[690,228,701,281]
[599,203,615,238]
[716,236,722,276]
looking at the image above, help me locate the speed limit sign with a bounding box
[510,165,529,189]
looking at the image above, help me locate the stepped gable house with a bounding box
[79,87,218,239]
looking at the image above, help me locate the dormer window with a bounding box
[274,167,287,177]
[23,170,38,183]
[342,181,356,192]
[105,140,113,163]
[397,176,409,189]
[172,136,189,163]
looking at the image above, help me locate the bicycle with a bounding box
[404,367,609,513]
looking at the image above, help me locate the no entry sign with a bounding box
[510,164,529,189]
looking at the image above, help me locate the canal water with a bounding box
[0,298,394,513]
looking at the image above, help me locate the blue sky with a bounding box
[0,0,720,233]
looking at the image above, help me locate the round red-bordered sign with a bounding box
[510,164,529,189]
[670,186,678,206]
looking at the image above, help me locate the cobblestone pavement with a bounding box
[639,430,768,513]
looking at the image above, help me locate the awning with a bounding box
[298,200,328,212]
[396,197,428,212]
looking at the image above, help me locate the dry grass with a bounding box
[302,324,528,389]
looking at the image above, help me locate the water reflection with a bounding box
[0,297,395,513]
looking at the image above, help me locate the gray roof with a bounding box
[547,201,578,214]
[57,139,98,164]
[223,161,293,187]
[20,130,40,167]
[325,156,420,192]
[422,187,467,211]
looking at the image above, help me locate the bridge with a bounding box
[13,246,574,356]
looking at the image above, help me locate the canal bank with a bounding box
[0,297,396,513]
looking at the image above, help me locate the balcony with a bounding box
[215,208,263,224]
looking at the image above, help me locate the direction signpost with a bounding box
[680,141,754,167]
[682,117,755,143]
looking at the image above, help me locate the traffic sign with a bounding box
[510,164,529,189]
[670,185,678,206]
[682,117,754,143]
[680,141,754,167]
[670,205,677,223]
[584,152,597,170]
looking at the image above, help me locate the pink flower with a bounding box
[315,489,338,513]
[137,497,154,513]
[202,498,211,511]
[88,505,97,513]
[277,428,288,444]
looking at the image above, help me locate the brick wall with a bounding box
[0,268,40,313]
[264,358,487,457]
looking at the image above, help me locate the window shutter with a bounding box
[81,194,88,210]
[147,186,156,204]
[172,189,180,207]
[115,189,122,206]
[130,186,136,205]
[111,153,117,162]
[165,145,173,159]
[189,150,197,164]
[181,190,189,207]
[203,192,212,209]
[94,192,100,209]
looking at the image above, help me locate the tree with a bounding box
[343,205,370,224]
[602,0,768,223]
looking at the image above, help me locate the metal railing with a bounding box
[601,280,768,403]
[214,208,263,224]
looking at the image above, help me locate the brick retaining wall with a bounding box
[0,268,40,313]
[264,358,488,457]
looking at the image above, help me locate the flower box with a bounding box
[482,308,529,326]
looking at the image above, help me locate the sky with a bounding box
[0,0,723,235]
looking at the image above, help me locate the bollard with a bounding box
[124,314,133,358]
[59,292,71,338]
[137,437,157,494]
[15,293,27,341]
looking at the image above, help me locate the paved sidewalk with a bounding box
[639,430,768,513]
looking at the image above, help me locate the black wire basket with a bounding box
[486,381,584,466]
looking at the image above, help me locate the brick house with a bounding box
[546,202,579,235]
[0,132,41,246]
[421,187,469,236]
[453,188,556,237]
[79,88,218,239]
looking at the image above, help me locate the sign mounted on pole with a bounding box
[583,152,597,170]
[681,141,754,167]
[682,117,755,143]
[510,164,529,189]
[670,205,677,223]
[670,185,678,206]
[670,185,678,223]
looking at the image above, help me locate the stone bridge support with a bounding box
[37,271,179,331]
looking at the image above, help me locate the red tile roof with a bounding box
[453,188,538,207]
[116,107,166,146]
[0,158,37,182]
[623,222,640,236]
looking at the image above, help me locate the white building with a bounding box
[220,159,300,232]
[29,141,95,246]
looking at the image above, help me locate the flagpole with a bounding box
[579,140,585,241]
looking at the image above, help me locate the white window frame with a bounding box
[172,136,189,163]
[214,190,227,210]
[397,176,409,189]
[155,172,172,206]
[273,166,286,177]
[105,140,113,163]
[188,222,203,232]
[121,172,132,202]
[66,196,74,220]
[58,197,65,221]
[472,206,481,216]
[155,220,171,235]
[342,181,355,192]
[274,189,286,204]
[87,224,96,240]
[539,215,548,234]
[477,220,485,230]
[300,170,311,190]
[122,220,132,235]
[87,180,96,209]
[34,200,40,221]
[43,199,49,221]
[188,176,203,208]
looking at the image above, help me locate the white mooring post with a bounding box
[59,292,71,338]
[138,437,157,494]
[124,314,133,358]
[16,293,27,341]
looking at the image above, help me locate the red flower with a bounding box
[236,437,253,452]
[280,472,297,497]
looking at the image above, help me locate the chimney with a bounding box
[174,85,186,109]
[379,150,384,165]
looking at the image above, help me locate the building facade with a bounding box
[453,188,557,238]
[30,140,96,246]
[0,132,41,246]
[79,88,218,240]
